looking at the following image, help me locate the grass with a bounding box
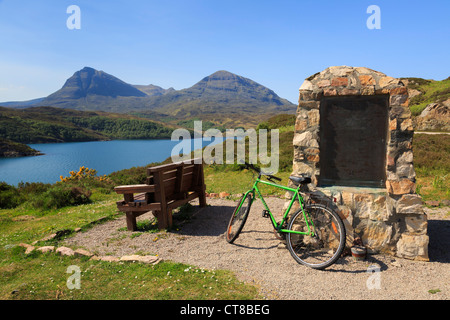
[413,134,450,203]
[204,166,292,197]
[407,77,450,116]
[0,190,260,300]
[0,246,257,300]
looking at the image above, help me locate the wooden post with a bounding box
[126,212,137,231]
[153,170,169,229]
[175,163,184,196]
[198,162,207,208]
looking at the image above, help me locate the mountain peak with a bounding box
[80,66,96,73]
[42,67,146,106]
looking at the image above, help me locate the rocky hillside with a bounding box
[402,77,450,131]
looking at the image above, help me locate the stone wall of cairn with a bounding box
[286,66,428,261]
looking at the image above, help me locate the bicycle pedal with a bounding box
[262,210,270,218]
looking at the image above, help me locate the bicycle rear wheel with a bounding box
[286,204,346,270]
[226,193,252,243]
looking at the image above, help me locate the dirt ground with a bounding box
[63,197,450,300]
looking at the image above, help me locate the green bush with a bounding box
[0,182,20,209]
[0,181,93,211]
[26,185,92,210]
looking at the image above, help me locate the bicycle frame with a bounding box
[240,174,315,236]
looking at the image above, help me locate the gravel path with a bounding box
[64,197,450,300]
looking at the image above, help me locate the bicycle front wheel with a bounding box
[286,204,346,270]
[226,193,252,243]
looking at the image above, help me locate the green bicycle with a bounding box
[226,162,346,270]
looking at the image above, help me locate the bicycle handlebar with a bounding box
[242,161,282,182]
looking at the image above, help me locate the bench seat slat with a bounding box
[114,184,155,194]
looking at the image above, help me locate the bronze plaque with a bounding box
[318,95,389,188]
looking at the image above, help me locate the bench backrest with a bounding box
[146,158,204,203]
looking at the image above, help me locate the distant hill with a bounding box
[0,138,42,158]
[0,68,296,125]
[0,106,175,145]
[0,97,45,108]
[133,84,175,96]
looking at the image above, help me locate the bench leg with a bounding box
[153,210,167,230]
[166,209,173,229]
[126,212,137,231]
[153,208,173,230]
[199,191,207,208]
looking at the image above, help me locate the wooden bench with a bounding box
[114,159,207,231]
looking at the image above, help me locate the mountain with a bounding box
[144,70,295,117]
[38,67,147,111]
[0,67,297,127]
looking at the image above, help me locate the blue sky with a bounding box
[0,0,449,104]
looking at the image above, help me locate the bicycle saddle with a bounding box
[289,175,311,185]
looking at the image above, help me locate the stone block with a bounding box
[90,256,120,262]
[361,86,375,95]
[389,118,397,130]
[323,88,337,96]
[74,248,94,257]
[339,88,359,95]
[25,246,35,255]
[307,109,320,126]
[295,119,308,132]
[331,77,348,87]
[293,131,319,148]
[341,191,354,206]
[317,80,331,88]
[292,162,314,177]
[359,75,376,86]
[386,179,416,195]
[328,66,354,76]
[37,246,55,253]
[299,100,320,109]
[397,194,423,214]
[120,255,160,264]
[306,154,319,163]
[390,94,408,106]
[400,118,414,131]
[405,215,427,234]
[362,220,393,253]
[379,76,396,88]
[389,87,408,95]
[396,163,416,180]
[396,234,429,261]
[396,151,413,164]
[56,246,75,257]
